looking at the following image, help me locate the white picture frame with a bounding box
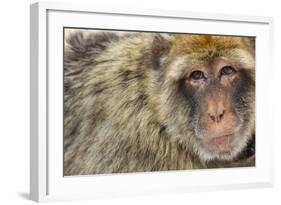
[30,2,274,202]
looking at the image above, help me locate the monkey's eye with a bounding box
[189,70,205,80]
[220,66,236,76]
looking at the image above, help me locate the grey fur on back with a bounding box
[63,31,184,175]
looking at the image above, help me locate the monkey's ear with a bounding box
[152,34,171,68]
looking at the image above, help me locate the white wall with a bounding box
[0,0,280,204]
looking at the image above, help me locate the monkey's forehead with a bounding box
[170,34,253,55]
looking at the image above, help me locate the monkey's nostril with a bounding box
[219,110,225,120]
[209,114,216,122]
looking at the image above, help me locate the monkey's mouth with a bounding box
[204,134,235,152]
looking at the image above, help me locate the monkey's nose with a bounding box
[208,110,225,123]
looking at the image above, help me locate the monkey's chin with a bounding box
[205,134,235,153]
[198,133,240,161]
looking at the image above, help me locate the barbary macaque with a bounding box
[63,30,255,175]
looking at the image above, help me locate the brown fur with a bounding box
[64,30,255,175]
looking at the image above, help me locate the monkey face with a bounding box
[154,35,255,162]
[182,58,253,161]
